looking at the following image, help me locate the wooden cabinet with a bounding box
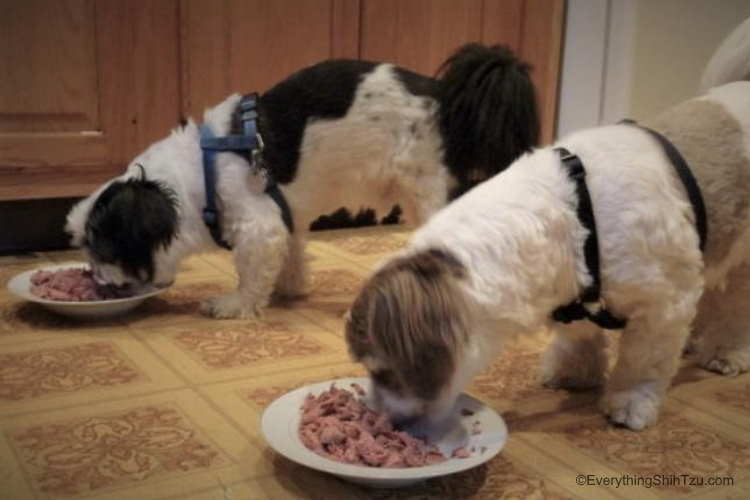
[0,0,563,201]
[358,0,564,144]
[0,0,180,200]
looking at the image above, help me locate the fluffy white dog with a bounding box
[346,51,750,429]
[65,44,538,319]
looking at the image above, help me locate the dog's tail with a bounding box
[437,43,539,198]
[700,17,750,92]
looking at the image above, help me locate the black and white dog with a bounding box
[66,44,539,319]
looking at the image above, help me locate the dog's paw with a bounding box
[200,294,264,320]
[601,383,662,430]
[701,355,748,376]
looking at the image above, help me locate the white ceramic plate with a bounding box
[261,377,507,488]
[6,262,168,319]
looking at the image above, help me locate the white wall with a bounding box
[630,0,750,120]
[557,0,750,139]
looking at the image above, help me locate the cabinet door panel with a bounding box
[360,0,563,144]
[0,0,180,200]
[181,0,360,119]
[361,0,483,75]
[1,0,561,201]
[0,0,99,134]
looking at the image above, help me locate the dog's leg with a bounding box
[273,233,308,300]
[541,322,608,391]
[601,311,692,430]
[405,173,449,225]
[694,264,750,376]
[201,228,289,319]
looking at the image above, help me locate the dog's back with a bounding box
[260,45,539,227]
[644,82,750,284]
[257,45,538,192]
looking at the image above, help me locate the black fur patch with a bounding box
[85,177,178,283]
[229,45,538,228]
[437,44,540,198]
[240,59,378,185]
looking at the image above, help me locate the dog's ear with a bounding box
[86,177,178,279]
[361,249,469,399]
[89,178,178,247]
[66,196,96,247]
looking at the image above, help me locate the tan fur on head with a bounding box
[346,248,469,401]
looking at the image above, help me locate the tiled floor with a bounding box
[1,226,749,500]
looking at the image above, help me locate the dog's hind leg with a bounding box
[273,233,308,300]
[600,306,695,430]
[401,169,450,226]
[694,263,750,376]
[541,322,608,391]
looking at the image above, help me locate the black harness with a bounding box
[199,94,294,250]
[552,123,707,330]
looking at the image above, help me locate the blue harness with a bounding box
[199,94,294,249]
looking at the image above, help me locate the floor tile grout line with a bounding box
[121,323,200,396]
[194,254,238,278]
[293,309,346,336]
[125,319,357,388]
[0,384,191,420]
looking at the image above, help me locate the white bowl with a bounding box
[261,377,508,488]
[6,262,168,319]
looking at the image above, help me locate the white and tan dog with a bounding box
[346,38,750,430]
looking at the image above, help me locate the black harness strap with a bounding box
[552,148,628,330]
[552,123,708,331]
[622,120,707,252]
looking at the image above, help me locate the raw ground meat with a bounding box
[30,268,129,302]
[299,384,470,468]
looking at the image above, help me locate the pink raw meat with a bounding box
[299,383,469,468]
[30,268,128,302]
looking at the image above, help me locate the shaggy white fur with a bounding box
[66,66,450,319]
[351,81,750,431]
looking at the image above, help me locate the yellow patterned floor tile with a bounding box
[0,389,269,500]
[1,228,748,500]
[0,298,127,345]
[120,276,236,330]
[133,313,350,384]
[0,333,184,415]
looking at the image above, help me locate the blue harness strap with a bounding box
[199,125,231,249]
[199,94,293,250]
